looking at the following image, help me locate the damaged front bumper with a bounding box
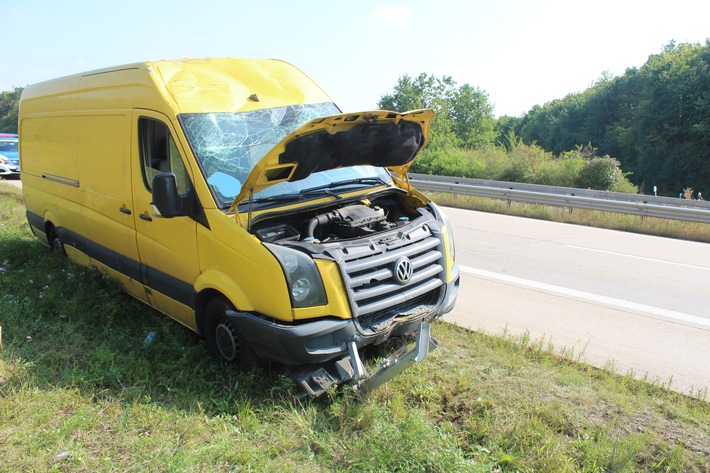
[292,319,438,396]
[226,266,459,396]
[226,309,439,396]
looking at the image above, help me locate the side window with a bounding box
[138,118,190,194]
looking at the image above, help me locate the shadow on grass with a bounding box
[0,237,310,416]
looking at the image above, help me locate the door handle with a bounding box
[140,213,153,222]
[119,207,132,215]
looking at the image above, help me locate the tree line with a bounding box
[378,74,638,193]
[379,41,709,197]
[506,40,710,198]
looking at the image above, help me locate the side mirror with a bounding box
[151,173,185,218]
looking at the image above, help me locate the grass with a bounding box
[428,192,710,243]
[1,182,709,472]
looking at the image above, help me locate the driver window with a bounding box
[139,118,190,194]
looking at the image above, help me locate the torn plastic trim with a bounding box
[291,319,438,397]
[353,319,438,395]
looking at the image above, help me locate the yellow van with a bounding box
[19,58,460,396]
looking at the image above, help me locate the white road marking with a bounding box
[460,265,710,329]
[565,245,710,271]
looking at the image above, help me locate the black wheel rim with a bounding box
[214,320,240,362]
[53,237,65,256]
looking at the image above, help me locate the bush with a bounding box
[500,143,554,183]
[412,143,638,193]
[575,156,638,192]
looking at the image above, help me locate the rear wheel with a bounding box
[203,297,255,371]
[48,227,66,257]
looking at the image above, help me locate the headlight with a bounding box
[0,155,9,165]
[264,243,328,308]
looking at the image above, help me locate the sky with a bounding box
[1,0,709,117]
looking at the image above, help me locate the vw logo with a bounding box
[393,257,414,285]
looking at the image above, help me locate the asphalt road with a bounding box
[443,206,710,397]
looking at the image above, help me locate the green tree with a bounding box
[494,115,522,152]
[630,41,710,195]
[378,73,495,150]
[450,84,495,148]
[378,73,459,149]
[0,87,23,133]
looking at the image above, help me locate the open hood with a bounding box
[232,109,434,207]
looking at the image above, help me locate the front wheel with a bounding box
[203,297,255,371]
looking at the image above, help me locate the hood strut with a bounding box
[247,188,254,231]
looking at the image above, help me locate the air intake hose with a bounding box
[305,213,334,241]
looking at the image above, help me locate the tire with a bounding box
[203,297,255,371]
[48,227,66,258]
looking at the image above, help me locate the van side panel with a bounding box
[20,74,81,188]
[21,69,154,304]
[21,114,79,184]
[21,110,84,252]
[76,111,147,301]
[77,112,134,246]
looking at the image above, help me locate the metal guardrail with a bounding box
[409,174,710,224]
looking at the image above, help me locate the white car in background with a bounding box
[0,133,20,178]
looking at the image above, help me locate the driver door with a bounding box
[131,110,200,331]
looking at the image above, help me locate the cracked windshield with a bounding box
[179,102,341,208]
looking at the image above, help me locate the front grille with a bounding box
[356,291,439,334]
[334,225,445,325]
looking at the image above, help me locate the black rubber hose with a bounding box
[305,213,333,240]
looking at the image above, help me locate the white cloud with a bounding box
[371,5,412,28]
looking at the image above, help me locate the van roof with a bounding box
[149,58,334,113]
[21,58,334,114]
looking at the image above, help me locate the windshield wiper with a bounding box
[250,187,340,205]
[239,178,389,208]
[299,177,389,195]
[249,193,305,204]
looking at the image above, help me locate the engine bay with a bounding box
[251,191,425,244]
